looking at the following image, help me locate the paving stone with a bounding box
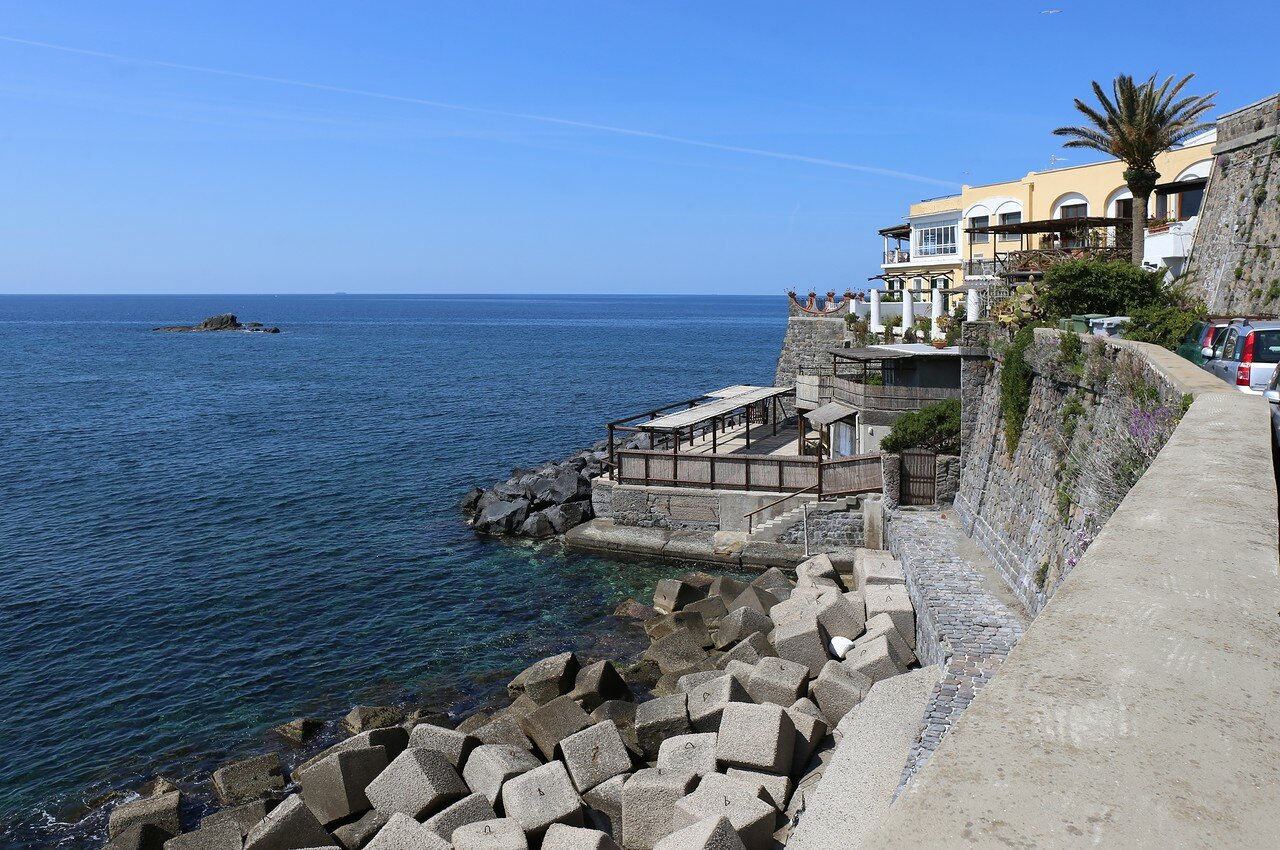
[451,817,528,850]
[772,616,830,677]
[841,634,902,683]
[569,661,631,711]
[653,578,706,614]
[408,723,478,770]
[212,754,285,806]
[672,783,776,850]
[745,658,808,707]
[501,760,584,839]
[656,732,718,776]
[519,695,593,760]
[634,693,691,758]
[864,584,916,648]
[644,629,709,675]
[331,809,388,850]
[365,748,467,819]
[541,823,621,849]
[163,821,242,850]
[687,674,751,733]
[242,793,336,850]
[422,792,497,844]
[724,768,791,811]
[200,801,269,837]
[462,744,542,807]
[509,652,582,705]
[560,721,633,793]
[343,706,405,735]
[808,661,873,727]
[715,703,795,775]
[620,768,698,850]
[852,550,905,588]
[110,792,181,840]
[815,592,867,642]
[473,714,534,751]
[653,815,746,850]
[299,745,388,825]
[713,607,772,649]
[364,812,449,850]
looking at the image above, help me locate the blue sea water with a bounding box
[0,294,784,848]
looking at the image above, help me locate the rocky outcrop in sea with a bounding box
[152,313,280,333]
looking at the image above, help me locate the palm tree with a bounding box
[1054,74,1216,265]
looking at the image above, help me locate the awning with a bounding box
[804,402,857,426]
[640,386,791,431]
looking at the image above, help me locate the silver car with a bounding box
[1200,319,1280,394]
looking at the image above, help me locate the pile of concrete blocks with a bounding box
[123,551,917,850]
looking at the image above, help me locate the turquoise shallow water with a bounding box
[0,294,784,848]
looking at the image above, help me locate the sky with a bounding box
[0,1,1271,295]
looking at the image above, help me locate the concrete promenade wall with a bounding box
[870,349,1280,846]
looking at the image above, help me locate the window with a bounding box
[969,215,989,243]
[1115,198,1133,220]
[1214,328,1236,361]
[1250,330,1280,364]
[1060,202,1088,219]
[1178,186,1204,219]
[998,211,1021,241]
[915,223,958,256]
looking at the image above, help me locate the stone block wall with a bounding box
[1185,94,1280,314]
[955,325,1186,615]
[774,316,847,390]
[605,485,721,532]
[776,505,865,548]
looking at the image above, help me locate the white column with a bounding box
[967,287,980,322]
[931,288,944,339]
[901,289,915,335]
[869,289,882,332]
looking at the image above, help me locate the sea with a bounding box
[0,294,785,848]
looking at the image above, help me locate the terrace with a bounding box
[964,215,1128,281]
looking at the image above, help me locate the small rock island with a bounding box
[152,313,280,333]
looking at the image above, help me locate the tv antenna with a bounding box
[1048,155,1069,169]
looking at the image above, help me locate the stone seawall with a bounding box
[774,316,846,393]
[954,325,1188,615]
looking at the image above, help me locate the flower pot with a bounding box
[932,339,947,349]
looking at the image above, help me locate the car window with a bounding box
[1183,322,1205,345]
[1251,329,1280,364]
[1214,328,1236,360]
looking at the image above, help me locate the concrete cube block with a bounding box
[853,550,905,589]
[507,694,540,718]
[291,726,409,782]
[212,754,284,806]
[200,801,269,837]
[409,723,478,770]
[783,702,829,773]
[723,660,757,691]
[569,660,631,711]
[520,695,593,760]
[299,745,387,825]
[560,721,633,793]
[365,748,467,820]
[107,824,170,850]
[672,784,776,850]
[709,576,748,602]
[620,768,699,850]
[654,659,716,697]
[772,616,830,677]
[343,706,405,735]
[842,634,902,683]
[725,585,779,617]
[634,693,691,758]
[457,711,492,735]
[714,632,775,669]
[713,607,772,649]
[242,793,336,850]
[864,586,916,648]
[725,768,791,811]
[694,773,768,806]
[815,591,867,643]
[644,629,709,675]
[422,792,497,844]
[365,812,449,850]
[657,733,718,776]
[501,761,584,839]
[684,595,728,627]
[509,652,582,705]
[109,792,181,840]
[653,816,746,850]
[677,670,725,693]
[542,823,621,849]
[715,703,795,775]
[653,578,705,614]
[462,744,541,806]
[857,613,915,667]
[751,567,792,593]
[474,714,534,751]
[745,658,808,707]
[582,772,626,828]
[808,661,873,727]
[331,810,388,850]
[687,674,751,733]
[591,700,637,729]
[766,595,821,631]
[795,554,841,589]
[645,610,713,649]
[451,818,528,850]
[163,821,242,850]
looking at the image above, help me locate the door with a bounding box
[900,449,937,505]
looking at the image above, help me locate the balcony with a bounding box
[831,376,961,413]
[884,248,911,265]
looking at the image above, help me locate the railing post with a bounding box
[745,460,751,492]
[817,458,824,500]
[608,424,616,478]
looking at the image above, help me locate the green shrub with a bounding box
[880,398,961,455]
[1123,304,1205,351]
[1039,260,1166,319]
[999,326,1037,454]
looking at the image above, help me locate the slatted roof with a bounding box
[805,401,857,426]
[638,385,791,431]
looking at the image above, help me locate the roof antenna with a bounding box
[1048,155,1068,169]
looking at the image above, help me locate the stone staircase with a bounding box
[749,497,856,542]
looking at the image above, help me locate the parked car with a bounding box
[1176,320,1226,366]
[1199,319,1280,394]
[1264,367,1280,443]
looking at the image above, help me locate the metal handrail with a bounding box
[745,485,817,534]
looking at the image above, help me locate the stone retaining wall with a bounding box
[774,315,846,391]
[776,506,866,548]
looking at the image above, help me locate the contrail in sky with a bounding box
[0,34,959,188]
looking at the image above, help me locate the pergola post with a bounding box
[607,424,615,478]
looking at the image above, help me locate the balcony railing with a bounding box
[1004,246,1127,273]
[615,448,882,498]
[884,249,911,264]
[831,377,961,413]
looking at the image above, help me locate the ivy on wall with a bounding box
[999,326,1037,454]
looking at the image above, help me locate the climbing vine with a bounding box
[998,326,1037,454]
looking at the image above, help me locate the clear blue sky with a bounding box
[0,1,1269,294]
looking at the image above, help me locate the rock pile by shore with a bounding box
[152,313,280,333]
[105,551,920,850]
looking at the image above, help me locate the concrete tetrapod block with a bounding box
[541,823,622,849]
[365,748,468,820]
[212,753,285,806]
[509,652,582,705]
[784,700,829,773]
[519,695,593,761]
[634,693,691,758]
[657,732,719,776]
[451,817,528,850]
[712,606,772,650]
[653,815,746,850]
[687,673,752,733]
[715,703,796,775]
[500,760,584,840]
[409,723,478,770]
[856,613,915,667]
[671,783,776,850]
[422,792,498,844]
[852,550,905,589]
[330,810,388,850]
[109,792,181,840]
[620,768,699,850]
[162,820,242,850]
[474,714,534,751]
[569,660,631,711]
[745,657,809,707]
[808,661,873,727]
[559,721,633,793]
[242,793,336,850]
[772,616,830,678]
[815,591,867,642]
[644,628,709,676]
[863,585,916,648]
[653,578,706,614]
[841,634,902,684]
[725,768,791,811]
[298,745,388,826]
[364,812,449,850]
[462,744,542,807]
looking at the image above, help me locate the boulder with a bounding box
[653,815,746,850]
[559,721,633,793]
[715,703,796,775]
[212,754,284,806]
[633,693,691,758]
[109,792,181,840]
[656,733,718,776]
[620,768,699,850]
[452,818,529,850]
[462,744,542,806]
[298,745,388,825]
[408,723,478,770]
[364,813,449,850]
[687,673,751,733]
[422,792,498,844]
[519,511,557,538]
[365,748,467,820]
[501,760,584,839]
[475,499,531,535]
[343,706,405,735]
[509,652,581,704]
[242,793,336,850]
[460,487,486,515]
[519,695,593,761]
[541,823,621,849]
[544,501,593,533]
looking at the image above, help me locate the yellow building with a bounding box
[876,129,1217,300]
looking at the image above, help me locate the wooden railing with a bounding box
[615,449,883,498]
[831,377,961,412]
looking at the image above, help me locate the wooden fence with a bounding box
[615,449,882,499]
